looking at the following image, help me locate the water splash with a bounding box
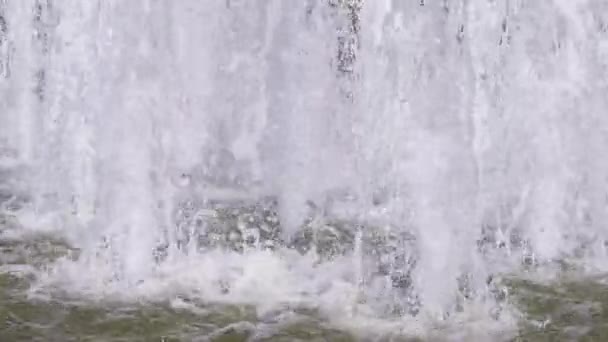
[2,0,608,337]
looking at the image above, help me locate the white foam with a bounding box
[33,247,518,339]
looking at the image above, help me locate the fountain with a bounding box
[2,0,608,339]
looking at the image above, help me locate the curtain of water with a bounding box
[2,0,608,321]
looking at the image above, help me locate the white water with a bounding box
[2,0,608,337]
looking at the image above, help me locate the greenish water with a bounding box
[2,235,608,341]
[509,278,608,341]
[0,272,359,342]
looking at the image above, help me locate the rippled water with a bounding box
[2,216,608,341]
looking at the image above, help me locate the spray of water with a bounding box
[2,0,608,337]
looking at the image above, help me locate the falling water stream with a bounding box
[2,1,608,341]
